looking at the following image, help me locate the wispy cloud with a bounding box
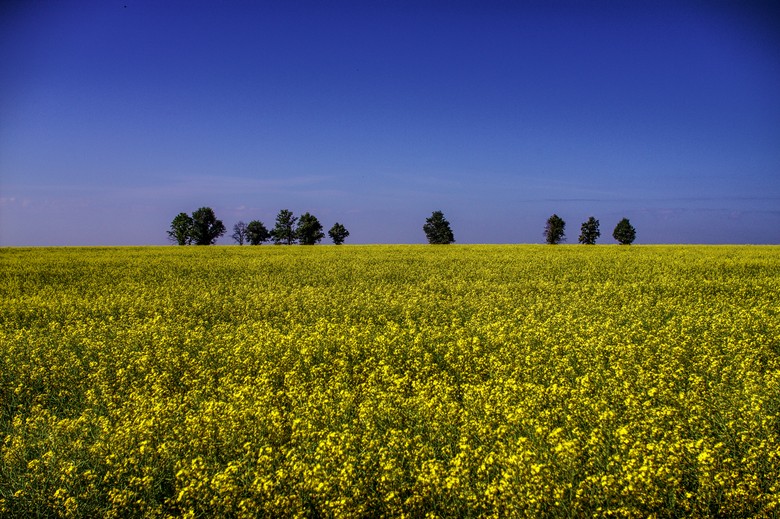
[1,173,345,204]
[0,196,32,208]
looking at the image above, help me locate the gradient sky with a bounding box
[2,1,779,245]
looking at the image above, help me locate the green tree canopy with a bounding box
[328,222,350,245]
[190,207,226,245]
[613,218,636,245]
[246,220,270,245]
[271,209,298,245]
[423,211,455,244]
[578,216,600,245]
[296,212,325,245]
[544,214,566,244]
[167,212,193,245]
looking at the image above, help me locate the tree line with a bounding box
[542,214,636,245]
[168,208,636,245]
[422,211,636,245]
[167,208,349,245]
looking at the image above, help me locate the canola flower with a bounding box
[1,244,779,517]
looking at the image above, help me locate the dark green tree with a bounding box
[423,211,455,244]
[296,212,325,245]
[544,214,566,244]
[578,216,600,245]
[167,212,193,245]
[191,207,226,245]
[613,218,636,245]
[246,220,270,245]
[328,222,350,245]
[232,221,248,245]
[271,209,298,245]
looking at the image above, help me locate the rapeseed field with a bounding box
[1,245,778,517]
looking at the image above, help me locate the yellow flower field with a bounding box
[1,245,778,517]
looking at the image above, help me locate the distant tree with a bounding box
[190,207,226,245]
[328,222,350,245]
[232,221,248,245]
[296,212,325,245]
[271,209,298,245]
[578,216,600,245]
[168,212,193,245]
[613,218,636,245]
[246,220,270,245]
[544,214,566,244]
[423,211,455,244]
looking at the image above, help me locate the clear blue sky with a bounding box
[2,1,779,245]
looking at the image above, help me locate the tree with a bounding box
[232,221,248,245]
[613,218,636,245]
[296,212,325,245]
[423,211,455,244]
[168,212,193,245]
[328,222,350,245]
[190,207,226,245]
[578,216,600,245]
[270,209,298,245]
[246,220,270,245]
[544,214,566,244]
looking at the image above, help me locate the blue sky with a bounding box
[1,1,779,245]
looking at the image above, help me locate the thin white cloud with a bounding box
[1,173,344,204]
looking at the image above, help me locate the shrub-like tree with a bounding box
[168,212,193,245]
[613,218,636,245]
[232,221,248,245]
[544,214,566,244]
[190,207,226,245]
[423,211,455,244]
[246,220,270,245]
[297,212,325,245]
[328,222,350,245]
[578,216,600,245]
[271,209,298,245]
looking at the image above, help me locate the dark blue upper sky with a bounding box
[2,1,779,245]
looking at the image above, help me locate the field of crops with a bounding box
[1,245,779,517]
